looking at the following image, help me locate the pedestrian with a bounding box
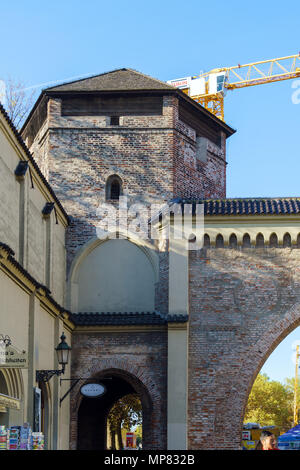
[259,430,279,450]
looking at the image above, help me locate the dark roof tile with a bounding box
[46,68,175,93]
[70,312,188,326]
[169,197,300,216]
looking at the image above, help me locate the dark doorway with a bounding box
[77,372,144,450]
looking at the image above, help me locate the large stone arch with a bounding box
[212,302,300,449]
[188,244,300,449]
[70,357,162,450]
[66,234,159,313]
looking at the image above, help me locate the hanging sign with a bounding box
[80,383,106,398]
[0,345,28,368]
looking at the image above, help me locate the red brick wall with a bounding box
[27,95,227,269]
[69,330,168,450]
[173,106,226,199]
[188,245,300,449]
[25,91,237,450]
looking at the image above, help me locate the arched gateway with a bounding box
[70,360,164,450]
[20,68,300,449]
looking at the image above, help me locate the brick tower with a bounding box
[21,69,236,450]
[22,68,234,269]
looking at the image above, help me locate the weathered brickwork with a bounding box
[155,250,169,315]
[26,94,228,273]
[188,245,300,449]
[69,330,168,450]
[23,72,300,450]
[173,108,226,199]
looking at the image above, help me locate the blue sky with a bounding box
[260,329,300,384]
[1,0,300,383]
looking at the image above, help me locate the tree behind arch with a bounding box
[107,393,142,449]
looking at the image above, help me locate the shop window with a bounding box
[0,371,8,395]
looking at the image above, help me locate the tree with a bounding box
[134,424,143,448]
[283,377,300,426]
[244,373,293,431]
[107,394,142,449]
[0,77,36,129]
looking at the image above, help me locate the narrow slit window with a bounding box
[110,116,120,126]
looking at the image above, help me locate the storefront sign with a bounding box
[0,345,28,368]
[0,393,20,410]
[80,383,106,398]
[242,430,251,440]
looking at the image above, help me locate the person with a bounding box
[259,430,279,450]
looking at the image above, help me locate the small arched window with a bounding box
[216,234,224,248]
[106,175,123,201]
[269,233,278,248]
[242,233,251,248]
[256,233,264,248]
[204,234,210,248]
[283,233,291,248]
[229,233,237,249]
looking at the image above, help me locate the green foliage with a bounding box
[244,373,300,432]
[108,393,142,431]
[107,394,142,449]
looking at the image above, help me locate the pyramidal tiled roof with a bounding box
[170,197,300,216]
[46,68,175,93]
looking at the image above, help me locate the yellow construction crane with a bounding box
[167,54,300,121]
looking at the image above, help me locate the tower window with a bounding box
[110,116,120,126]
[106,175,123,201]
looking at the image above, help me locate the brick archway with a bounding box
[212,302,300,449]
[70,357,164,450]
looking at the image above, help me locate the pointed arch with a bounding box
[256,232,264,248]
[66,235,159,313]
[216,234,224,248]
[242,233,251,248]
[283,232,291,248]
[269,232,278,248]
[229,233,237,249]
